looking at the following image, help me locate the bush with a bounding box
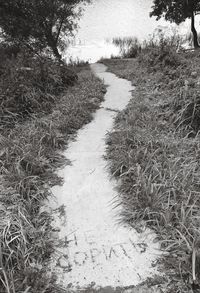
[138,46,183,71]
[0,46,78,130]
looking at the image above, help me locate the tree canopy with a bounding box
[150,0,200,48]
[0,0,90,60]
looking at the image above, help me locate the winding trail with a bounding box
[51,63,160,290]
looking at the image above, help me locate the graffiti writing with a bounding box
[56,236,149,270]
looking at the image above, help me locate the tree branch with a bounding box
[56,17,65,45]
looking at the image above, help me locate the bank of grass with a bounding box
[0,46,106,293]
[102,48,200,291]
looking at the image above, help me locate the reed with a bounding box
[112,36,141,58]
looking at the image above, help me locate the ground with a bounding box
[49,63,161,290]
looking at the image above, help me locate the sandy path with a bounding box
[50,63,160,289]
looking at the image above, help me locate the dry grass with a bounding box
[0,54,106,292]
[103,51,200,292]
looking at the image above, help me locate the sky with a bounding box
[65,0,194,62]
[75,0,187,43]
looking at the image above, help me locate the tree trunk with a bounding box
[47,33,62,62]
[52,44,62,62]
[191,12,199,48]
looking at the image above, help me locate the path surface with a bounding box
[50,63,160,290]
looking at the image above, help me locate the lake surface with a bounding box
[65,0,190,63]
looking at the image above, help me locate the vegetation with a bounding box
[111,31,189,59]
[102,37,200,292]
[0,0,108,291]
[3,0,200,291]
[0,0,90,61]
[150,0,200,48]
[0,41,106,293]
[112,37,141,58]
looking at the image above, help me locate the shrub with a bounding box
[138,46,183,71]
[0,46,78,130]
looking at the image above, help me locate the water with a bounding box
[65,0,190,63]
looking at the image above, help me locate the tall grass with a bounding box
[103,41,200,291]
[0,47,78,130]
[0,44,106,292]
[112,37,141,58]
[111,31,195,59]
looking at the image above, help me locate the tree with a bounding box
[150,0,200,48]
[0,0,90,60]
